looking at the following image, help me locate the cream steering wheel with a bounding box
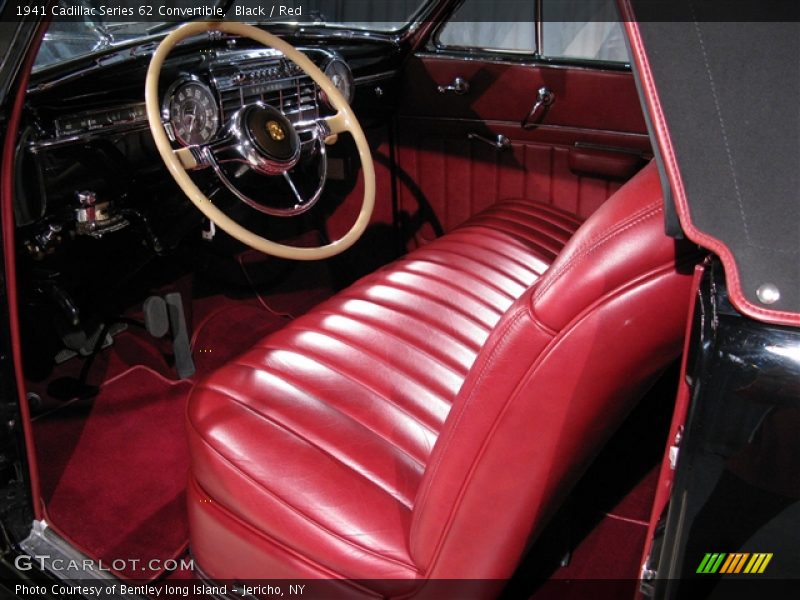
[145,21,375,260]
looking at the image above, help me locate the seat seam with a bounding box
[457,224,563,260]
[339,282,498,333]
[443,229,558,273]
[471,213,575,247]
[311,310,469,379]
[407,253,520,300]
[241,345,443,437]
[193,383,418,510]
[205,363,429,471]
[421,247,530,289]
[188,417,419,571]
[485,202,583,231]
[389,264,507,317]
[429,238,543,283]
[533,204,663,302]
[328,295,482,354]
[276,325,458,405]
[446,227,558,267]
[472,199,584,227]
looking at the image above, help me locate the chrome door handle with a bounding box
[522,86,555,129]
[437,76,470,95]
[468,133,511,150]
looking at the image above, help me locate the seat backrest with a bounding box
[408,162,697,578]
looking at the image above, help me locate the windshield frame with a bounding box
[32,0,439,73]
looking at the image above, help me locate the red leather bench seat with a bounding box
[187,200,582,584]
[186,162,696,596]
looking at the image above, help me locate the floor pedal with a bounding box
[144,293,195,379]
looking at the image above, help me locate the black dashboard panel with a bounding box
[19,31,402,232]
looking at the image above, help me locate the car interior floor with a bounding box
[512,364,678,598]
[25,240,347,581]
[21,217,678,587]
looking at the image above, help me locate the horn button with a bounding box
[213,103,301,176]
[246,105,299,161]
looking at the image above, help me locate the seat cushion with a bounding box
[186,200,582,585]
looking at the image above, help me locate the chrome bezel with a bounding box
[161,75,221,147]
[320,55,355,108]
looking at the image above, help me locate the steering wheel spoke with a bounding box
[173,146,203,171]
[320,112,348,144]
[282,172,305,206]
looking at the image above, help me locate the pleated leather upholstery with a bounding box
[187,163,696,594]
[187,200,582,588]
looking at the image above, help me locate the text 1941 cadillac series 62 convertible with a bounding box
[0,1,796,599]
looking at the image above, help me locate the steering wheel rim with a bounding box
[145,20,376,260]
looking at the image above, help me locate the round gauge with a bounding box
[166,80,220,146]
[321,58,355,107]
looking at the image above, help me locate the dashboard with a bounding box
[17,33,401,258]
[13,29,404,382]
[32,45,356,150]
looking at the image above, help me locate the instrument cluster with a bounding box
[39,48,354,151]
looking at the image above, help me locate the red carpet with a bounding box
[191,300,288,376]
[34,367,192,581]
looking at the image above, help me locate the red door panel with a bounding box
[394,56,650,246]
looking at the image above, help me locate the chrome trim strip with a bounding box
[28,122,150,150]
[52,101,148,139]
[19,520,145,599]
[354,70,399,85]
[412,51,630,72]
[395,115,651,140]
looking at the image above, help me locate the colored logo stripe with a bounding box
[744,553,773,574]
[719,553,748,574]
[697,553,726,574]
[697,552,773,574]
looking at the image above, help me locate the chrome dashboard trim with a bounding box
[32,44,341,149]
[27,122,151,151]
[353,70,399,85]
[161,74,220,146]
[52,101,148,139]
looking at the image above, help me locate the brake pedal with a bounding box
[165,292,195,379]
[143,294,196,379]
[143,296,169,339]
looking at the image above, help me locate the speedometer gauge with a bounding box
[165,80,220,146]
[320,58,354,107]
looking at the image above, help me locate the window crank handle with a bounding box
[468,133,511,150]
[522,87,555,128]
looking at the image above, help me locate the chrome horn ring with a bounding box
[191,103,329,217]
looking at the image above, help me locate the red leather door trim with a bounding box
[394,56,651,246]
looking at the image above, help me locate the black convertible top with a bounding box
[628,2,800,324]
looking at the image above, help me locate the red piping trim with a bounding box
[621,3,800,327]
[638,262,705,580]
[1,20,48,521]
